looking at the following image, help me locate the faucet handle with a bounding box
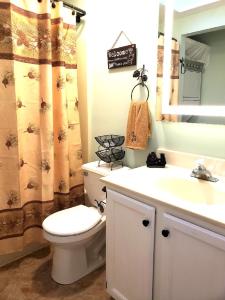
[195,158,206,170]
[192,159,218,182]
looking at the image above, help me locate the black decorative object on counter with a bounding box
[95,135,125,169]
[146,152,166,168]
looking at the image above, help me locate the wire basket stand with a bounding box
[95,135,125,170]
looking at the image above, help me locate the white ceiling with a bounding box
[160,0,221,12]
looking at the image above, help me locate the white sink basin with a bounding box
[154,176,225,205]
[101,152,225,225]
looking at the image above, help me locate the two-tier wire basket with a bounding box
[95,135,125,170]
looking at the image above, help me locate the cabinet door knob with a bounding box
[162,229,170,237]
[142,219,150,227]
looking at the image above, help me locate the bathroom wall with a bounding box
[76,0,225,168]
[76,0,160,168]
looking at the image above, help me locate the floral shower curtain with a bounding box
[156,34,179,122]
[0,0,84,254]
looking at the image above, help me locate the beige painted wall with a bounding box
[81,0,159,167]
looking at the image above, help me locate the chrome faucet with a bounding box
[191,159,218,182]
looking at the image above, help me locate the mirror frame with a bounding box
[161,0,225,117]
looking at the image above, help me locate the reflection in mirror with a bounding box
[156,33,179,122]
[157,0,225,124]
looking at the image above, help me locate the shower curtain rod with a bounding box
[158,32,177,42]
[54,0,86,22]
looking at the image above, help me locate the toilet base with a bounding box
[51,229,106,284]
[51,247,105,284]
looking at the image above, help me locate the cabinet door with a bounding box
[158,213,225,300]
[106,189,155,300]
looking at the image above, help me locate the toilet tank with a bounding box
[82,161,129,206]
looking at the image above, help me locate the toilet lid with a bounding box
[42,205,102,236]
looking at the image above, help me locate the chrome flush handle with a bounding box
[94,200,106,213]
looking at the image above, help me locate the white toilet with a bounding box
[42,161,129,284]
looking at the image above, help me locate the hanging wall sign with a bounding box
[107,44,137,69]
[107,31,137,69]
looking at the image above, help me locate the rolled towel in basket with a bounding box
[125,100,151,150]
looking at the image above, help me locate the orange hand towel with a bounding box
[125,100,151,150]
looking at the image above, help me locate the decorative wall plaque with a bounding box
[107,31,137,69]
[107,44,137,69]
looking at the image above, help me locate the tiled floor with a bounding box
[0,247,112,300]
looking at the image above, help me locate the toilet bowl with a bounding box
[42,161,129,284]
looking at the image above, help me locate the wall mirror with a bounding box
[158,0,225,124]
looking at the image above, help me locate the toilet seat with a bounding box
[42,205,102,236]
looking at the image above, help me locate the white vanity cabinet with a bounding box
[157,213,225,300]
[106,189,225,300]
[106,189,155,300]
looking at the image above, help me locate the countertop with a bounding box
[101,165,225,228]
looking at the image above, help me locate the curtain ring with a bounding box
[131,83,149,101]
[51,1,56,8]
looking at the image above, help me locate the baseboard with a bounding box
[0,242,49,267]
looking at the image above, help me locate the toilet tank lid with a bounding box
[82,161,130,177]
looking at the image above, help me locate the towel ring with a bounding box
[131,83,149,101]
